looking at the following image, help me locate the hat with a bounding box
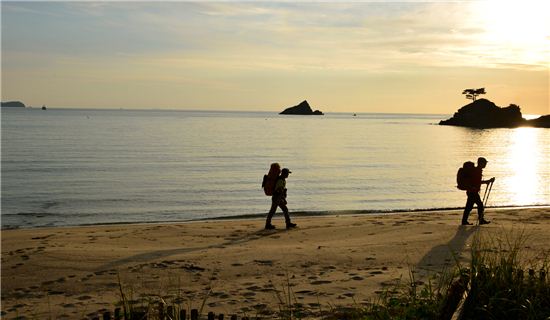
[282,168,292,174]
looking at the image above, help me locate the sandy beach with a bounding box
[2,207,549,319]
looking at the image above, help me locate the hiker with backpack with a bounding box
[262,164,297,230]
[457,157,495,226]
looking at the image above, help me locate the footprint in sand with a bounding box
[242,291,256,298]
[246,285,262,291]
[295,290,314,295]
[47,290,64,295]
[310,280,332,285]
[254,260,274,266]
[56,277,66,283]
[219,293,230,299]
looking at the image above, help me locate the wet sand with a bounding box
[2,207,549,319]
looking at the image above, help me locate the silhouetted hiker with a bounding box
[461,157,494,225]
[265,168,297,230]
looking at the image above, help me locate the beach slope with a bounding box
[2,208,549,319]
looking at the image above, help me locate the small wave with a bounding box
[40,201,59,210]
[15,212,52,217]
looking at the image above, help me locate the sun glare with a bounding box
[474,0,550,65]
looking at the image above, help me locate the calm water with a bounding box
[1,108,549,229]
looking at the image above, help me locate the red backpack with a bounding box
[456,161,475,190]
[262,163,281,196]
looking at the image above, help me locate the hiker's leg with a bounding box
[266,198,278,226]
[462,192,475,223]
[279,203,291,224]
[473,192,485,221]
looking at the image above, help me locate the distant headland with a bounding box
[2,101,49,110]
[280,100,324,115]
[440,98,550,128]
[1,101,26,108]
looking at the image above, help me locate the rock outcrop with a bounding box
[1,101,26,108]
[439,99,549,128]
[280,100,323,115]
[526,115,550,128]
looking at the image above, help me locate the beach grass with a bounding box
[457,230,549,320]
[354,229,550,320]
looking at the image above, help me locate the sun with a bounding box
[473,0,550,66]
[478,0,549,43]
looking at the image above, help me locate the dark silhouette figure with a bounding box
[265,168,297,230]
[461,157,494,225]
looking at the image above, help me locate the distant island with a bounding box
[280,100,324,115]
[440,99,550,128]
[1,101,26,108]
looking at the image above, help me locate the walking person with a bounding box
[461,157,495,225]
[265,168,297,230]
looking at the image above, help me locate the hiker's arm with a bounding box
[273,180,286,196]
[482,177,495,184]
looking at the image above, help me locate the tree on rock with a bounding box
[462,88,486,101]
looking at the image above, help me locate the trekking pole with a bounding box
[483,180,494,207]
[483,181,489,206]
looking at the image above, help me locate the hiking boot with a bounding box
[286,222,297,229]
[265,224,276,230]
[461,221,473,226]
[479,219,491,225]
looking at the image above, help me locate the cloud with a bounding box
[4,1,546,73]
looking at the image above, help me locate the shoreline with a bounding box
[2,207,549,319]
[3,204,549,231]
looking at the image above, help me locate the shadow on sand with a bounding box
[416,225,478,273]
[98,227,287,271]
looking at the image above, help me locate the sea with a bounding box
[1,108,549,229]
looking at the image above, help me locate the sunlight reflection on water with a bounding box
[505,128,543,205]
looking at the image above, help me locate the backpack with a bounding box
[456,161,475,190]
[262,163,281,196]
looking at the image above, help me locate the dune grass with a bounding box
[356,229,550,320]
[457,230,549,320]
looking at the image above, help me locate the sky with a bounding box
[1,1,549,114]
